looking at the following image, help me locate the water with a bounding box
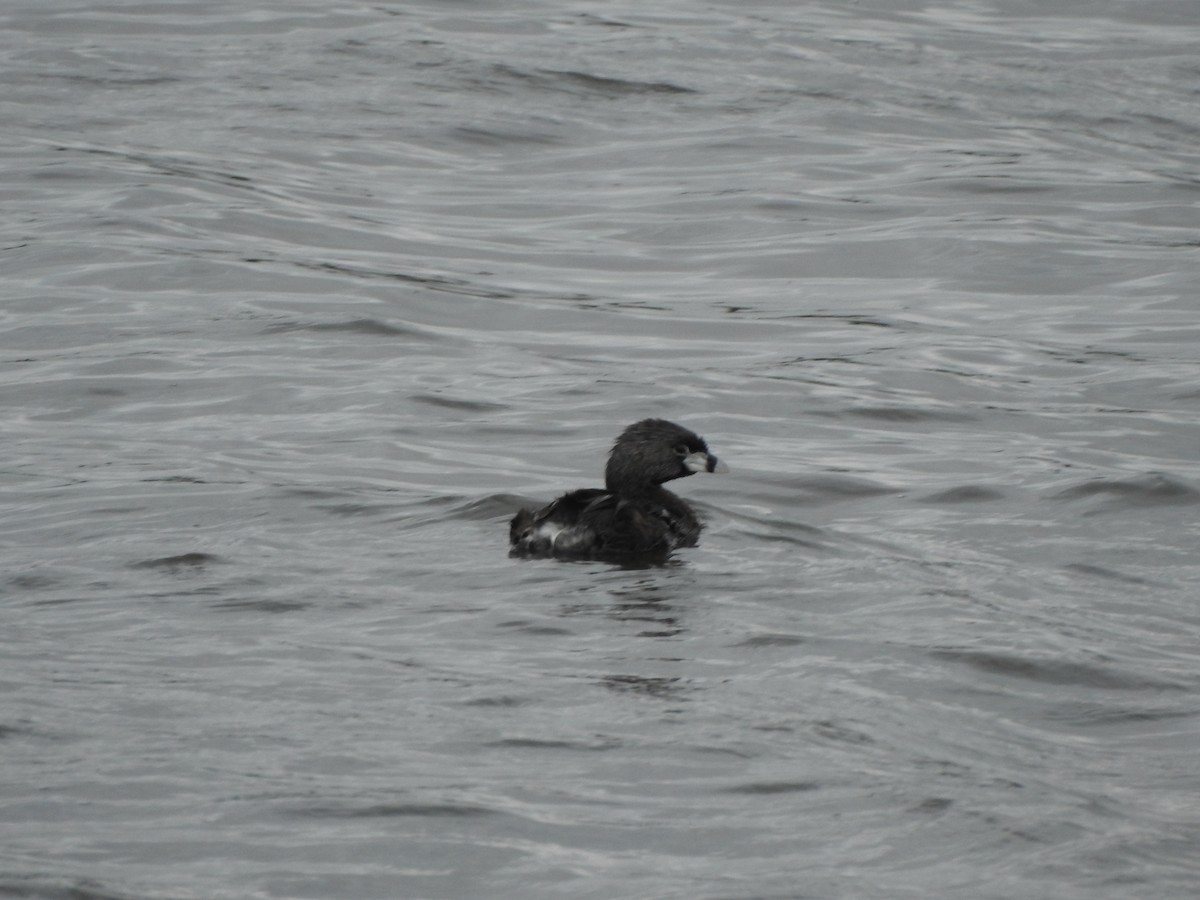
[2,0,1199,897]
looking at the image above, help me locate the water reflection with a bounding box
[605,579,684,638]
[601,674,688,701]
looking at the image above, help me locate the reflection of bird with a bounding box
[510,419,727,560]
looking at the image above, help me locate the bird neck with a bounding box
[605,478,673,500]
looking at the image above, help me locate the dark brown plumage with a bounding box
[509,419,727,560]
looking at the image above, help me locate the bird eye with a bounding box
[674,444,689,457]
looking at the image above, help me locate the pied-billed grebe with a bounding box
[509,419,727,560]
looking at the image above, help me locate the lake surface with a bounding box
[2,1,1199,898]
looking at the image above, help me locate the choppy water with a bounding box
[3,1,1199,898]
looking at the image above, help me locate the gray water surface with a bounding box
[2,1,1199,898]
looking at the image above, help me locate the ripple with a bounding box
[1042,702,1197,729]
[1063,562,1160,586]
[841,405,977,423]
[0,722,31,740]
[783,474,900,502]
[485,736,621,751]
[0,878,146,900]
[127,552,220,570]
[725,780,821,794]
[459,695,533,708]
[1051,472,1200,513]
[296,802,501,819]
[736,633,808,648]
[922,485,1009,503]
[209,598,308,614]
[410,394,510,413]
[520,67,697,97]
[263,318,433,339]
[931,650,1187,691]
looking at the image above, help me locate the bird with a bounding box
[509,419,727,560]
